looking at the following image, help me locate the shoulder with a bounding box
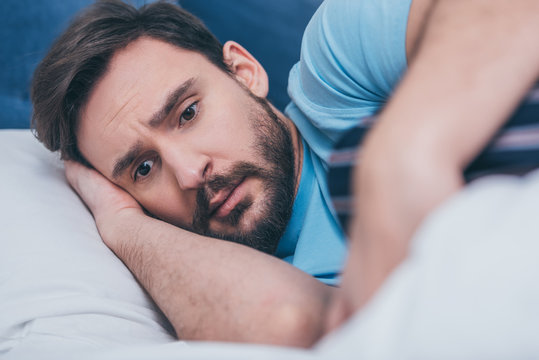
[289,0,412,115]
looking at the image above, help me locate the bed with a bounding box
[2,1,539,359]
[3,129,539,359]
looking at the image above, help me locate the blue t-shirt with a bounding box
[278,0,412,285]
[275,139,346,285]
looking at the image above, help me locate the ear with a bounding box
[222,41,269,98]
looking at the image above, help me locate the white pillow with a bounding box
[0,129,315,360]
[0,130,176,358]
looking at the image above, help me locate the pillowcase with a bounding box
[0,130,175,358]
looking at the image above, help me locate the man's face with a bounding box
[77,37,298,253]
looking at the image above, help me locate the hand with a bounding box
[64,160,144,246]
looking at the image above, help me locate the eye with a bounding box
[134,159,154,181]
[179,102,199,127]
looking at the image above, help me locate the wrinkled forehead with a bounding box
[75,37,214,179]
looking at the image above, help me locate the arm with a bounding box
[340,0,539,314]
[65,161,334,347]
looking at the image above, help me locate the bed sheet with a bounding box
[2,129,539,359]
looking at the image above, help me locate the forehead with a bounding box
[76,37,221,179]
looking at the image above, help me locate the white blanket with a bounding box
[1,129,538,359]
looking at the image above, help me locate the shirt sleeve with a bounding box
[286,0,412,144]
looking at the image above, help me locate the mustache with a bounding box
[192,162,269,233]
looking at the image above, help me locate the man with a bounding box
[32,0,342,346]
[31,0,539,348]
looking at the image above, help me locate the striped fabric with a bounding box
[328,82,539,233]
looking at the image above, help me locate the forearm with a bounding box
[390,0,539,167]
[344,0,539,310]
[362,0,539,244]
[103,209,333,347]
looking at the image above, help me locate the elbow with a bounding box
[172,299,328,348]
[265,302,326,348]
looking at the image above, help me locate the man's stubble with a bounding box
[189,94,296,254]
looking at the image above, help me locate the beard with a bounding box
[189,95,296,254]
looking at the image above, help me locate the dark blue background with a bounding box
[0,0,322,129]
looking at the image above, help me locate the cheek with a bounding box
[201,115,255,163]
[200,93,255,155]
[132,182,194,227]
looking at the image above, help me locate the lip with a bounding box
[208,177,246,219]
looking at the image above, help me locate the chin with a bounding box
[209,214,257,237]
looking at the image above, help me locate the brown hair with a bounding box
[31,0,229,163]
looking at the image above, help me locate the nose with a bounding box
[161,144,210,190]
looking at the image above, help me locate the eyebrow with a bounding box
[111,77,196,180]
[148,77,195,128]
[112,141,143,180]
